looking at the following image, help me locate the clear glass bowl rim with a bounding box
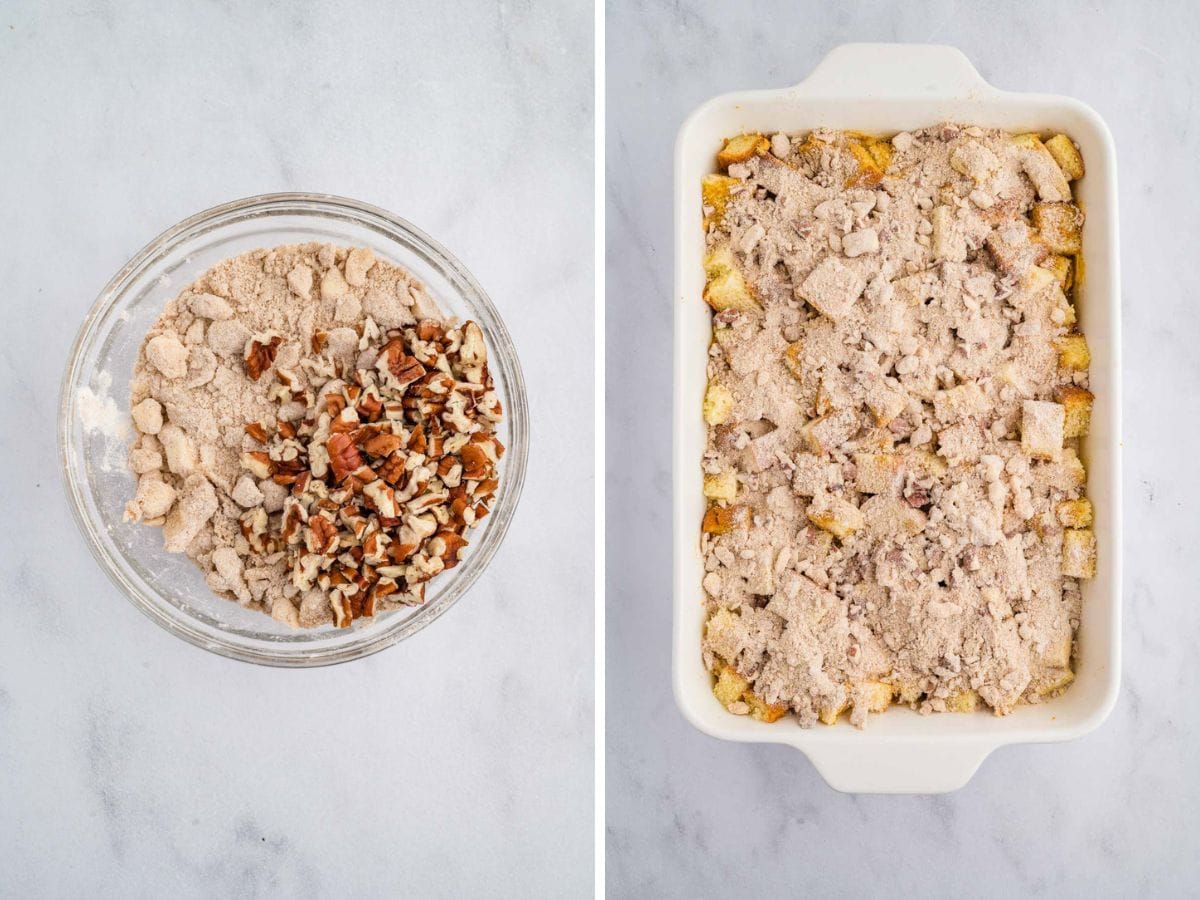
[57,192,529,667]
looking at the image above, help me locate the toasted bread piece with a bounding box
[945,689,980,713]
[712,664,750,707]
[846,140,886,188]
[1033,202,1084,254]
[931,204,967,262]
[1012,133,1072,201]
[1021,400,1065,461]
[1057,498,1094,528]
[1062,448,1087,488]
[1045,133,1085,180]
[1044,254,1075,291]
[703,470,738,502]
[701,173,740,228]
[1035,668,1075,696]
[854,680,896,714]
[1055,385,1094,438]
[703,244,758,312]
[892,679,925,705]
[782,341,804,380]
[744,691,788,723]
[853,452,902,495]
[1062,528,1097,578]
[818,696,849,725]
[907,449,949,478]
[703,382,734,426]
[1055,332,1090,370]
[702,504,749,535]
[717,133,769,168]
[799,408,859,455]
[806,494,865,540]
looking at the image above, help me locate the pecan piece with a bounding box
[460,442,491,480]
[376,338,426,389]
[326,433,362,483]
[244,421,269,443]
[307,515,338,555]
[244,332,283,381]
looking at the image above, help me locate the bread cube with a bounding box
[1041,636,1073,670]
[1033,202,1084,254]
[818,696,849,725]
[1035,668,1075,696]
[1055,333,1090,370]
[846,141,886,188]
[907,449,949,478]
[949,140,1001,181]
[1057,498,1094,528]
[865,139,893,172]
[892,679,924,705]
[712,326,735,347]
[1021,400,1065,461]
[800,408,859,455]
[859,495,926,538]
[712,664,750,707]
[931,205,967,262]
[702,504,749,535]
[1045,134,1085,180]
[1012,133,1072,201]
[986,221,1048,275]
[853,452,901,494]
[933,381,987,424]
[1045,255,1075,291]
[1055,385,1093,438]
[799,256,866,320]
[703,470,738,502]
[865,382,906,426]
[854,680,896,714]
[744,691,788,723]
[945,689,980,713]
[716,133,769,168]
[782,341,804,380]
[1062,528,1097,578]
[703,244,758,312]
[703,382,734,425]
[701,173,739,228]
[806,494,865,540]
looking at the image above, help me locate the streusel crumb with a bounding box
[700,125,1093,726]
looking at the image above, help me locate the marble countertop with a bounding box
[606,0,1200,895]
[0,1,592,896]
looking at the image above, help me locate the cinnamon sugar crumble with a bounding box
[700,125,1095,727]
[124,243,503,629]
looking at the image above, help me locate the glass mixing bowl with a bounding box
[58,193,528,666]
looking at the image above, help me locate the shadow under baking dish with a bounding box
[59,193,529,667]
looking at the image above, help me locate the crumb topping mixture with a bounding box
[699,125,1095,727]
[125,243,503,629]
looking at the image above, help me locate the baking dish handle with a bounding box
[790,43,996,100]
[801,740,995,794]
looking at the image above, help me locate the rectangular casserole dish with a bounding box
[672,43,1121,793]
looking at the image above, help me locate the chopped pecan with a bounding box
[326,433,362,482]
[244,421,269,443]
[244,332,282,381]
[308,515,338,555]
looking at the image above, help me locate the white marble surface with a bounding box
[607,0,1199,894]
[0,2,592,897]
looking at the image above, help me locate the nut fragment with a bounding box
[244,332,283,381]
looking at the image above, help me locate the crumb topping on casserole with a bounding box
[699,125,1094,727]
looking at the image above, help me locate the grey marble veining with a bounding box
[606,0,1199,895]
[0,1,592,897]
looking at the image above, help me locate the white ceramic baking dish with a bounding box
[672,43,1121,793]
